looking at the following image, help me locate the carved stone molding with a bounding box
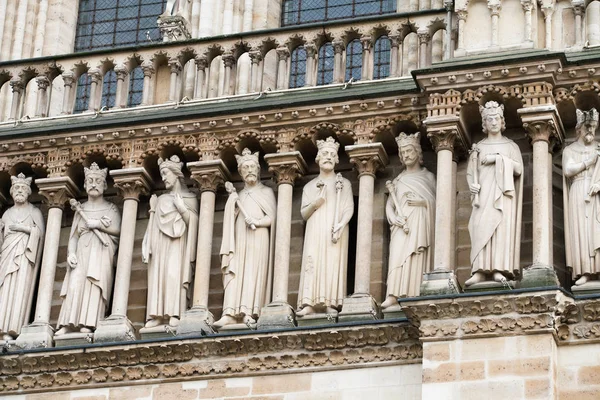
[345,143,389,178]
[555,298,600,343]
[0,322,420,394]
[264,151,308,185]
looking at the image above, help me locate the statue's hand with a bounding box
[245,216,258,227]
[585,155,598,169]
[406,192,426,207]
[469,183,481,195]
[9,224,30,234]
[392,215,407,227]
[67,253,78,268]
[591,183,600,196]
[481,154,497,165]
[149,194,158,210]
[86,219,101,230]
[229,191,239,203]
[173,193,187,214]
[142,250,149,264]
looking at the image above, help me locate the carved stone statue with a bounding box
[214,148,276,329]
[142,156,198,329]
[297,137,354,317]
[563,108,600,287]
[0,174,44,341]
[381,133,436,308]
[465,101,523,287]
[56,163,121,335]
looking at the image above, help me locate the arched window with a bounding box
[74,74,91,114]
[317,43,334,86]
[289,46,307,89]
[345,39,363,82]
[282,0,395,26]
[75,0,167,52]
[128,66,144,107]
[373,36,391,79]
[101,70,117,109]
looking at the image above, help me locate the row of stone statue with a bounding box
[0,101,598,340]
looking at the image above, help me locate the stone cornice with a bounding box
[0,322,421,394]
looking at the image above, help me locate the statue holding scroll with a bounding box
[563,108,600,287]
[56,163,120,335]
[0,174,44,341]
[465,101,523,287]
[214,148,276,329]
[381,133,436,308]
[297,137,354,316]
[142,156,198,329]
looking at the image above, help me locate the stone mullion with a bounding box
[141,63,155,106]
[35,75,50,118]
[9,80,23,121]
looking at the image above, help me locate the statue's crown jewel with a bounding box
[84,162,108,179]
[158,155,183,170]
[479,101,504,119]
[576,108,599,128]
[11,172,32,186]
[396,132,420,148]
[235,148,259,166]
[316,136,340,152]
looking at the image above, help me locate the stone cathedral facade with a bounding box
[0,0,599,399]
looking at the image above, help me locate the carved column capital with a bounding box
[249,50,263,64]
[276,47,290,61]
[62,71,76,87]
[188,160,231,193]
[541,5,554,17]
[195,56,208,70]
[305,43,318,57]
[88,68,102,84]
[346,143,389,178]
[518,105,564,146]
[9,80,23,93]
[265,151,308,185]
[389,34,402,47]
[114,66,129,81]
[523,119,557,144]
[360,36,372,51]
[456,9,468,20]
[417,30,431,44]
[168,58,182,73]
[110,168,152,201]
[488,2,502,15]
[36,76,50,90]
[521,0,533,11]
[36,177,79,210]
[333,40,345,54]
[572,3,584,16]
[428,128,458,153]
[141,62,155,77]
[222,52,236,68]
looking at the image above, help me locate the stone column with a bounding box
[542,6,553,49]
[333,40,344,83]
[522,0,533,42]
[390,35,401,77]
[518,105,563,288]
[8,80,23,121]
[360,36,372,80]
[339,143,389,322]
[574,3,584,46]
[420,118,464,295]
[417,30,430,68]
[34,75,50,118]
[178,160,231,336]
[305,44,317,87]
[222,52,235,96]
[257,152,307,330]
[168,58,182,102]
[276,47,290,90]
[249,50,262,93]
[444,0,453,59]
[456,10,468,53]
[87,68,102,112]
[141,62,155,106]
[94,168,152,343]
[488,2,501,47]
[16,177,78,350]
[114,65,129,109]
[194,57,207,99]
[61,72,75,115]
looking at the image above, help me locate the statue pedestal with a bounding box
[297,312,337,327]
[572,281,600,295]
[217,323,256,334]
[464,280,516,293]
[139,325,177,340]
[520,264,559,289]
[420,270,461,296]
[338,295,380,322]
[55,332,93,347]
[15,323,54,350]
[382,304,406,320]
[94,315,137,343]
[257,302,296,330]
[177,307,215,337]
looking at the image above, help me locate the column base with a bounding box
[338,294,381,322]
[382,304,406,320]
[15,323,54,350]
[139,325,178,340]
[464,280,516,293]
[572,281,600,295]
[420,270,462,296]
[296,312,337,327]
[93,315,138,343]
[519,264,559,289]
[256,302,296,330]
[177,307,215,337]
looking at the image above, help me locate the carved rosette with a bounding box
[427,128,458,153]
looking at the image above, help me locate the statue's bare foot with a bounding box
[325,306,338,315]
[243,315,256,325]
[575,274,591,286]
[145,318,162,328]
[296,306,315,317]
[2,334,13,341]
[55,326,70,336]
[381,295,398,309]
[213,315,236,329]
[465,271,486,287]
[169,317,180,327]
[492,271,506,283]
[80,327,92,333]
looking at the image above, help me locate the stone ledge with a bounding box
[0,321,421,394]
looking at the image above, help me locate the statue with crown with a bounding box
[563,107,600,291]
[380,133,436,309]
[213,148,276,330]
[141,155,198,333]
[297,136,354,319]
[465,101,523,288]
[55,163,120,337]
[0,173,44,341]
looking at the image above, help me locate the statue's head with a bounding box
[396,132,423,168]
[576,108,599,144]
[83,162,108,197]
[480,101,506,135]
[10,173,32,204]
[315,136,340,172]
[158,155,185,190]
[235,148,260,186]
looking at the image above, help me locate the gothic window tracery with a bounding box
[282,0,395,26]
